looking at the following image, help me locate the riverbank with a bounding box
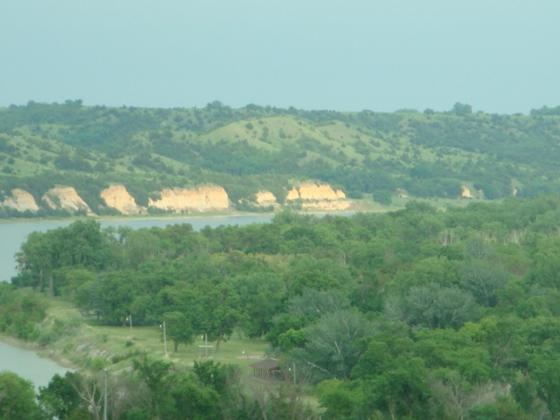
[0,209,271,224]
[0,298,268,379]
[0,195,480,224]
[0,195,395,223]
[0,333,71,388]
[0,333,76,370]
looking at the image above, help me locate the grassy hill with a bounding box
[1,100,560,216]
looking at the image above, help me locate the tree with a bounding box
[0,371,41,420]
[350,331,432,419]
[168,374,220,419]
[291,310,374,382]
[530,354,560,417]
[317,379,361,419]
[452,102,473,116]
[389,283,478,328]
[133,355,174,418]
[38,372,86,419]
[458,260,509,307]
[164,311,194,352]
[232,272,286,337]
[288,288,350,324]
[15,220,112,296]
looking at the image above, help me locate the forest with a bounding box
[2,101,560,216]
[3,194,560,418]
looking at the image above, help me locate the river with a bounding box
[0,341,69,388]
[0,213,275,387]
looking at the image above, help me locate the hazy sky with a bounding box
[1,0,559,113]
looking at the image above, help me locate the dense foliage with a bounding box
[0,284,46,340]
[2,359,314,420]
[9,195,560,418]
[2,101,560,214]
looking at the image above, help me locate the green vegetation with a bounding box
[4,195,560,418]
[0,284,46,340]
[3,359,313,419]
[2,101,560,215]
[0,371,42,419]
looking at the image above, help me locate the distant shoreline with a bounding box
[0,208,365,224]
[0,210,272,224]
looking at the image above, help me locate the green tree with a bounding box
[452,102,473,116]
[38,372,86,419]
[458,260,509,307]
[133,355,174,418]
[0,372,41,420]
[291,310,374,382]
[164,311,194,352]
[531,354,560,417]
[389,283,478,328]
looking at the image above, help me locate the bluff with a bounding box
[148,186,230,213]
[0,189,39,212]
[42,186,93,215]
[286,182,351,211]
[100,185,145,215]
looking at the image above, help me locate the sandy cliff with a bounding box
[0,189,40,212]
[461,185,474,199]
[100,185,145,215]
[254,190,279,208]
[42,186,93,214]
[286,182,351,210]
[148,185,230,213]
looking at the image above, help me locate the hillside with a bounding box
[1,100,560,216]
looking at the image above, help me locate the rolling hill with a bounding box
[1,100,560,216]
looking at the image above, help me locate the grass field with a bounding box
[42,299,269,378]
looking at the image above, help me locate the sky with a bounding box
[1,0,559,113]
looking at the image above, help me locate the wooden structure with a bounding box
[249,359,281,378]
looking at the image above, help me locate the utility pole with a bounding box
[160,321,168,357]
[205,333,208,358]
[103,368,108,420]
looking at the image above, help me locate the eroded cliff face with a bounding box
[148,185,230,213]
[42,186,93,214]
[0,189,39,212]
[461,185,474,199]
[254,190,279,208]
[100,185,145,215]
[286,182,351,211]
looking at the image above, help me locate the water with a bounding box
[0,214,274,282]
[0,214,276,387]
[0,341,68,388]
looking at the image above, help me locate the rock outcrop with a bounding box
[148,185,230,213]
[0,189,39,212]
[100,184,145,215]
[286,182,351,211]
[254,190,279,208]
[42,186,93,214]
